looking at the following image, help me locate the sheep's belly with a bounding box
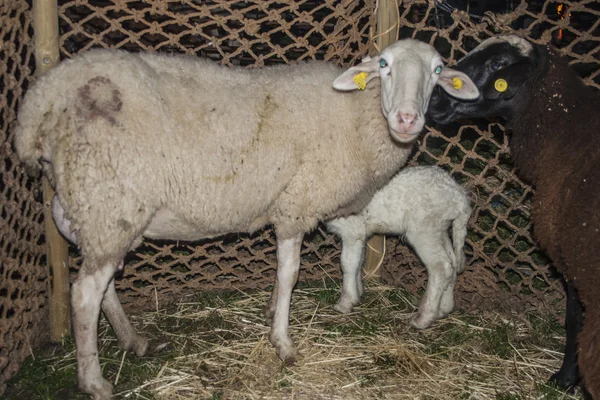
[142,208,263,241]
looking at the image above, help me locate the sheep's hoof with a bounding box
[549,369,579,393]
[279,347,299,366]
[333,302,353,314]
[119,334,149,357]
[79,376,113,400]
[270,334,298,365]
[411,313,435,330]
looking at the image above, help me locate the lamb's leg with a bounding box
[438,235,457,317]
[101,278,148,356]
[438,280,456,318]
[549,279,581,390]
[268,233,303,364]
[72,261,118,400]
[334,238,365,314]
[408,233,455,329]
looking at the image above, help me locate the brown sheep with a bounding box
[427,35,600,397]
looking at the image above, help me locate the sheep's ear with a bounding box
[333,56,381,91]
[437,67,480,100]
[482,61,535,100]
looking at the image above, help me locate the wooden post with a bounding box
[363,0,399,280]
[33,0,71,342]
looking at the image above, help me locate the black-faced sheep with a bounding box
[327,165,471,329]
[15,39,479,399]
[427,35,600,397]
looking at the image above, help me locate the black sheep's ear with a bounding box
[482,61,536,100]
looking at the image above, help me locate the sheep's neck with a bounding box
[332,82,413,218]
[508,50,600,185]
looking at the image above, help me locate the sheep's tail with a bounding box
[13,71,72,177]
[451,202,471,274]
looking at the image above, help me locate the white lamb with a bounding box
[14,39,478,399]
[327,165,471,329]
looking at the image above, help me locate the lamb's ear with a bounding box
[333,56,381,91]
[437,67,480,100]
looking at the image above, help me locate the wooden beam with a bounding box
[33,0,71,342]
[364,0,399,280]
[376,0,400,52]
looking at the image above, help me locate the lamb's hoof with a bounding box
[549,369,579,393]
[79,376,113,400]
[436,309,452,320]
[333,302,353,314]
[120,334,149,357]
[411,313,435,330]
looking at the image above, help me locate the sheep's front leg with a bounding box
[268,233,303,364]
[102,278,148,356]
[334,238,365,314]
[549,279,581,389]
[72,262,118,400]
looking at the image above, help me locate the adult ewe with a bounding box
[327,165,471,329]
[15,39,478,399]
[427,35,600,397]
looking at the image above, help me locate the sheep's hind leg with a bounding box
[102,278,148,356]
[269,233,303,364]
[334,238,365,314]
[72,261,119,400]
[264,281,278,323]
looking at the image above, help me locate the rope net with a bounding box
[57,0,377,308]
[2,0,599,392]
[55,0,599,316]
[0,0,47,394]
[383,0,599,318]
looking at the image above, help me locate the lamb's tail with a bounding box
[451,201,471,273]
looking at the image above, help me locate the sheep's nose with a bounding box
[398,112,417,126]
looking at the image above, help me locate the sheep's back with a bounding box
[39,50,377,238]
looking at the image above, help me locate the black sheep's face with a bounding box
[428,36,541,125]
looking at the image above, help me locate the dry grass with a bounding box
[6,280,583,400]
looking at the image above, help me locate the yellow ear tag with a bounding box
[353,72,369,90]
[452,77,463,90]
[494,78,508,92]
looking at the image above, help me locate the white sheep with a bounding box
[327,165,471,329]
[14,39,478,399]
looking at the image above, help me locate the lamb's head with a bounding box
[333,38,479,143]
[428,35,543,125]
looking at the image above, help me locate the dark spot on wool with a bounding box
[75,76,123,126]
[117,219,132,231]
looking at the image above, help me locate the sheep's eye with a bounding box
[491,60,504,71]
[379,59,388,68]
[435,66,443,74]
